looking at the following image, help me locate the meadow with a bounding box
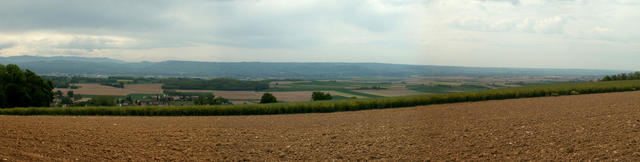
[2,80,640,116]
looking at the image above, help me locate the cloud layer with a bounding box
[0,0,638,70]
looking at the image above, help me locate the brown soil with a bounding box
[2,91,640,161]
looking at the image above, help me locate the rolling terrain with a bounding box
[2,91,640,161]
[0,56,622,78]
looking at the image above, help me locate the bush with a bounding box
[312,92,332,101]
[86,96,117,106]
[61,97,73,105]
[193,95,229,105]
[260,93,277,104]
[570,90,580,95]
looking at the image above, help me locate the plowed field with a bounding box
[2,91,640,161]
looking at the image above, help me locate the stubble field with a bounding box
[54,83,163,96]
[1,91,640,161]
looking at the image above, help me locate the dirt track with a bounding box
[2,91,640,161]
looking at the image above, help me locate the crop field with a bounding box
[51,79,503,102]
[353,87,427,97]
[230,100,256,105]
[323,90,370,99]
[176,89,384,102]
[10,80,639,116]
[54,83,163,96]
[406,84,491,94]
[402,76,594,92]
[53,82,390,103]
[176,90,318,102]
[267,80,392,91]
[1,91,640,161]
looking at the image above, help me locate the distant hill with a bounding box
[0,56,623,78]
[0,56,124,64]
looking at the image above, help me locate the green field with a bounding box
[267,80,391,91]
[3,80,640,116]
[407,84,491,94]
[333,89,383,98]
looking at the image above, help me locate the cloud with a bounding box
[0,0,639,70]
[449,16,570,34]
[479,0,520,5]
[0,0,175,32]
[0,32,138,57]
[517,16,570,34]
[0,0,423,49]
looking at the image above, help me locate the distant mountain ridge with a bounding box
[0,56,623,78]
[1,56,125,64]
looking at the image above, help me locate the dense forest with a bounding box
[0,64,54,108]
[161,78,269,91]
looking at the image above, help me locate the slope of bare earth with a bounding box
[2,91,640,161]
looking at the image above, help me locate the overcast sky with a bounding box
[0,0,638,70]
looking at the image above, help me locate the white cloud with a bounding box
[0,31,137,56]
[520,16,569,34]
[591,26,615,33]
[448,16,570,34]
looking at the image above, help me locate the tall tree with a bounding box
[67,91,74,98]
[0,64,54,108]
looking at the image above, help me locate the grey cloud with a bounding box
[2,0,637,70]
[0,0,177,33]
[0,0,412,50]
[186,1,408,49]
[0,42,14,49]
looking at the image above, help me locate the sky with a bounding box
[0,0,638,70]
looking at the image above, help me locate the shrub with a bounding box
[260,93,277,104]
[570,91,580,95]
[87,96,117,106]
[311,92,332,101]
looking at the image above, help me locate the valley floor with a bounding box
[2,91,640,160]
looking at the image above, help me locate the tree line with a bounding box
[601,72,640,81]
[0,64,54,108]
[161,78,269,91]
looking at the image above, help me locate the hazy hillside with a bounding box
[0,56,622,78]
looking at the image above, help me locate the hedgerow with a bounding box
[2,80,640,116]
